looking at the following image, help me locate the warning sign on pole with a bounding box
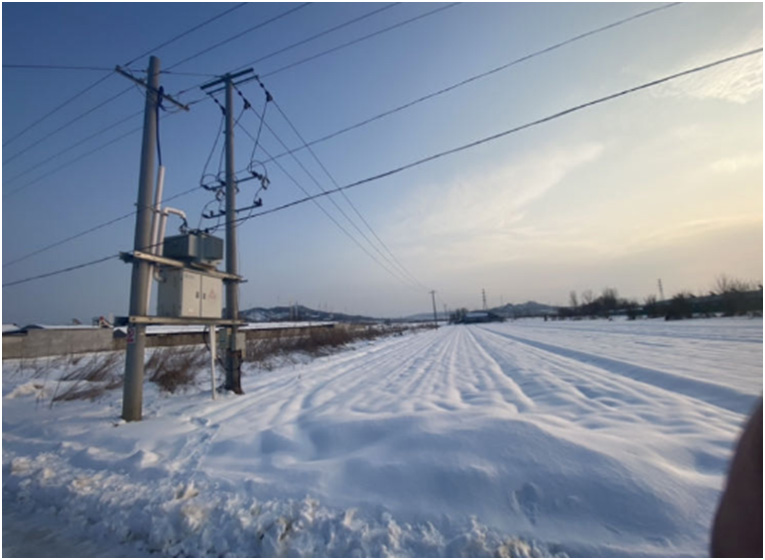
[126,326,136,345]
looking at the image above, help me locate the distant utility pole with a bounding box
[658,278,665,301]
[122,56,161,422]
[482,288,487,311]
[430,290,438,327]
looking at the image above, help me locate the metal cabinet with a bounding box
[157,269,222,318]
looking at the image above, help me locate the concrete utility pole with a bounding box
[122,56,160,422]
[430,290,438,327]
[224,74,243,394]
[658,278,665,301]
[482,288,487,311]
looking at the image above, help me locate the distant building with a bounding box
[458,311,504,324]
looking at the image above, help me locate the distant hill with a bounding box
[241,305,379,324]
[491,301,558,318]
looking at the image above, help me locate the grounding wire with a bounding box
[4,47,761,289]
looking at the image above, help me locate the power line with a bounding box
[236,48,764,223]
[269,93,429,291]
[235,103,424,291]
[261,2,461,79]
[2,64,119,71]
[260,2,682,165]
[2,73,115,148]
[4,110,143,185]
[236,3,401,72]
[4,48,761,290]
[3,3,247,152]
[173,2,403,98]
[3,85,133,166]
[123,3,249,67]
[2,212,136,269]
[166,3,313,71]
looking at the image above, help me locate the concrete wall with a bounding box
[3,324,337,360]
[2,329,115,360]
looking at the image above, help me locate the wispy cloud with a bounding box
[390,143,603,264]
[654,32,763,104]
[709,152,762,174]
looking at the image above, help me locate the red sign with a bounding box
[126,326,136,344]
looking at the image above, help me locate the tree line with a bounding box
[559,275,763,321]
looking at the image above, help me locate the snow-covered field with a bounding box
[3,318,762,557]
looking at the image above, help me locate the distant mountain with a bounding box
[241,305,379,324]
[491,301,557,317]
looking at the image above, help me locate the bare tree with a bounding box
[569,290,579,309]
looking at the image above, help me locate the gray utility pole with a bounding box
[482,288,487,310]
[224,73,243,394]
[200,68,255,394]
[122,56,160,422]
[658,278,665,302]
[430,290,438,327]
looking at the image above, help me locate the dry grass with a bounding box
[145,346,208,393]
[244,324,425,369]
[50,353,122,403]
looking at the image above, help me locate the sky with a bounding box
[2,2,763,324]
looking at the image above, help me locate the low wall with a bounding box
[2,323,337,360]
[2,329,115,360]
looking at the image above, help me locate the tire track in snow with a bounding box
[473,326,754,414]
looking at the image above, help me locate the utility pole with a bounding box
[223,73,243,394]
[658,278,665,301]
[122,56,160,422]
[482,288,487,311]
[199,68,255,394]
[430,290,438,327]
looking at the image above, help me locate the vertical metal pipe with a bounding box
[122,56,160,422]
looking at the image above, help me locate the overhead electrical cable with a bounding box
[2,73,115,148]
[235,86,425,291]
[261,2,461,79]
[234,48,765,224]
[165,3,312,71]
[123,2,248,67]
[260,2,682,165]
[3,47,760,289]
[3,3,247,157]
[3,85,134,166]
[2,64,118,71]
[4,110,143,185]
[269,94,430,291]
[236,119,423,291]
[234,3,401,73]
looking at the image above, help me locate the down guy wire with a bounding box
[4,47,759,289]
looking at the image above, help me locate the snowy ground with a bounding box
[3,317,762,557]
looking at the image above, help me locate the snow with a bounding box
[3,317,762,557]
[112,321,337,336]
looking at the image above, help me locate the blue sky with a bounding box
[2,2,762,324]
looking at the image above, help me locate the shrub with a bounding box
[146,347,207,393]
[51,353,122,403]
